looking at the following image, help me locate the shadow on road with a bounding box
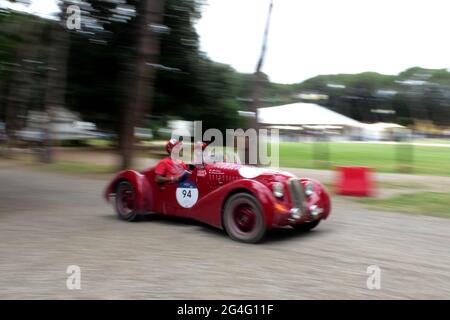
[265,227,324,243]
[101,212,324,244]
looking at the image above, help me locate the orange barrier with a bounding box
[335,166,375,196]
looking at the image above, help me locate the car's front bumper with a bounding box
[271,178,330,227]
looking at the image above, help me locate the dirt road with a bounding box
[1,161,450,299]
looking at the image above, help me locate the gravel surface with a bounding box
[1,161,450,299]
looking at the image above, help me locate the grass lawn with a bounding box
[277,142,450,176]
[85,139,113,147]
[35,161,117,174]
[354,192,450,218]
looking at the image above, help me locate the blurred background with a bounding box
[0,0,449,174]
[0,0,450,210]
[1,0,450,299]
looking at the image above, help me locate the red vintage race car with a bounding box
[104,154,331,243]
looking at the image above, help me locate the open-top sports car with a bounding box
[104,151,331,243]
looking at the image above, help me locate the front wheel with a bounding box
[292,220,320,232]
[223,193,266,243]
[115,181,138,221]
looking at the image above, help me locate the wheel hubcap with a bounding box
[233,204,256,232]
[118,184,134,216]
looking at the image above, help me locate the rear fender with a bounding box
[104,170,152,213]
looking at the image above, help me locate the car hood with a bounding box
[208,162,296,183]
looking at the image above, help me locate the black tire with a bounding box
[223,193,266,243]
[115,181,138,221]
[292,220,320,232]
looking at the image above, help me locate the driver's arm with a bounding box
[154,160,177,184]
[155,174,179,184]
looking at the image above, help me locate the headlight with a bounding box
[305,182,314,196]
[272,182,284,198]
[309,205,323,217]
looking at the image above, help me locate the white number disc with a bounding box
[176,181,199,208]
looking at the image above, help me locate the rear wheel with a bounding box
[115,181,138,221]
[223,193,266,243]
[292,220,320,232]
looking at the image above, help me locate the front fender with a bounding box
[193,179,277,229]
[301,178,331,220]
[104,170,152,213]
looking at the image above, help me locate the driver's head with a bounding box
[166,138,182,156]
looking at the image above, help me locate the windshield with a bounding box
[202,147,242,164]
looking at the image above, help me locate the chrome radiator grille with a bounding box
[288,178,306,213]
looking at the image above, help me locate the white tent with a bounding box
[257,102,362,127]
[359,122,407,141]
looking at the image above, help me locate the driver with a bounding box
[155,139,188,184]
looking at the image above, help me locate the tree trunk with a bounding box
[4,18,36,157]
[42,9,70,163]
[120,0,164,169]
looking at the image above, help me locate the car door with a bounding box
[161,165,199,217]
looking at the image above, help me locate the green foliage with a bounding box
[153,0,241,133]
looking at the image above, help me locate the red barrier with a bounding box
[335,166,375,196]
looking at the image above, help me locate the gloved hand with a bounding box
[178,170,192,182]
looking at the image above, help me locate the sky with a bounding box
[1,0,449,84]
[0,0,58,19]
[196,0,450,83]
